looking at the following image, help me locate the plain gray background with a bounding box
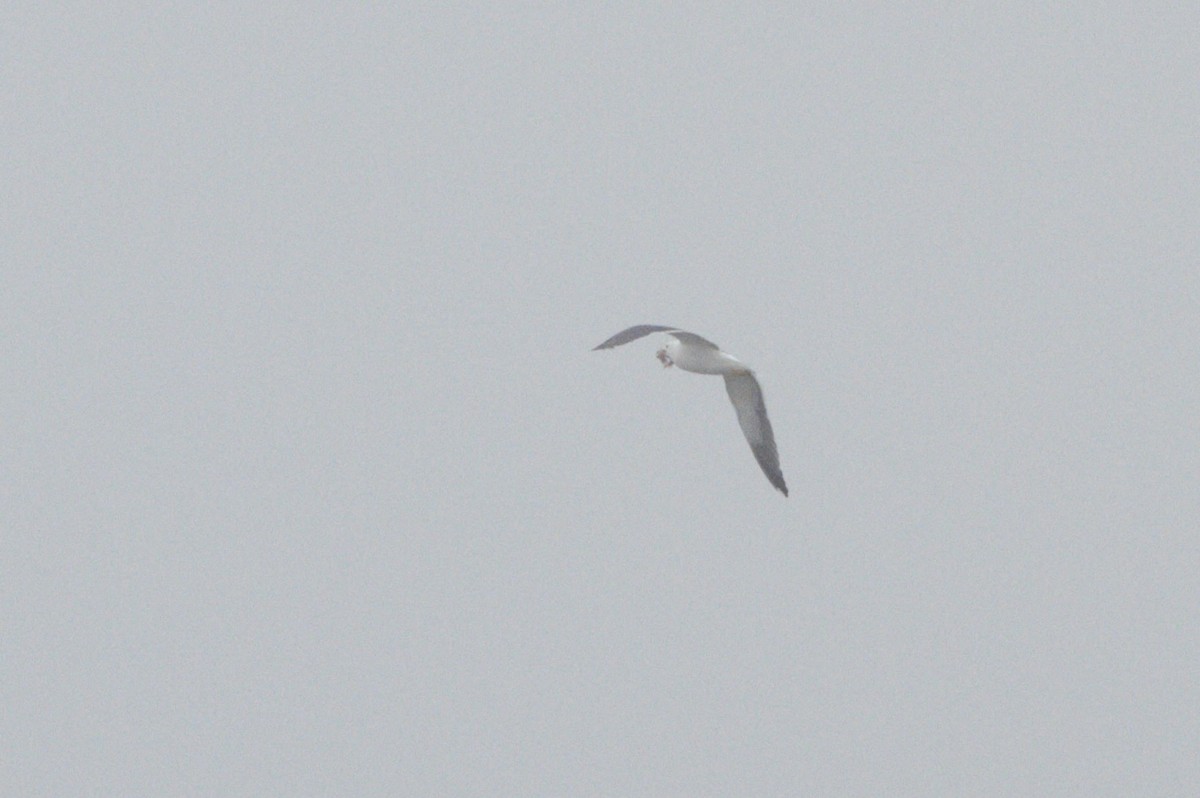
[4,4,1197,795]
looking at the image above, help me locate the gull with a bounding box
[593,325,788,496]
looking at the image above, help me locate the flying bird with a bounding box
[593,325,788,496]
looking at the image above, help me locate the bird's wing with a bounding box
[592,325,720,350]
[723,371,788,496]
[667,331,720,350]
[592,325,680,350]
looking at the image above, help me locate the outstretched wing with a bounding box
[667,331,720,350]
[723,372,788,496]
[592,325,720,351]
[591,325,680,350]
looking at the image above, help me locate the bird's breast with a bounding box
[666,338,749,375]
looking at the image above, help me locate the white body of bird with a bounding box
[660,335,749,375]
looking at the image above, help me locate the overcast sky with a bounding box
[4,5,1198,795]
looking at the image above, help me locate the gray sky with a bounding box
[4,5,1198,795]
